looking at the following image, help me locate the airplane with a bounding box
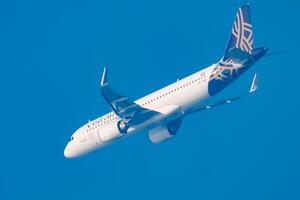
[64,3,268,158]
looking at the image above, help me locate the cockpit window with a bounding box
[69,136,74,142]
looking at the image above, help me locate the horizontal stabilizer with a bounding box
[227,48,251,63]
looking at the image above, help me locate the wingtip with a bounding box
[249,73,258,93]
[101,66,108,86]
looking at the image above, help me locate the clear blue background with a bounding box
[1,0,299,199]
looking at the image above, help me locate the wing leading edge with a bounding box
[100,67,157,126]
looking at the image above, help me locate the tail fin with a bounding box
[222,3,253,61]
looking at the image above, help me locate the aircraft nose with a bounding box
[64,143,75,158]
[64,141,89,158]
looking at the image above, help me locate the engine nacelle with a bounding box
[117,120,129,134]
[148,125,174,144]
[148,118,182,144]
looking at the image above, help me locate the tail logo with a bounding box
[232,7,253,52]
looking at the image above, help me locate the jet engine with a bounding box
[148,118,182,144]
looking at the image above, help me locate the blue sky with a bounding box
[1,0,299,199]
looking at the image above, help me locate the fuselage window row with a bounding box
[87,76,206,131]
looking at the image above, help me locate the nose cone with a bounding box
[64,140,102,158]
[64,142,82,158]
[251,47,268,61]
[64,143,75,158]
[64,128,106,158]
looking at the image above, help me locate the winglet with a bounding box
[101,66,108,86]
[249,73,258,93]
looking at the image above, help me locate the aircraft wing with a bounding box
[187,73,258,114]
[100,67,157,124]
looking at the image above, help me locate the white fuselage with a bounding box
[63,3,267,158]
[64,65,215,157]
